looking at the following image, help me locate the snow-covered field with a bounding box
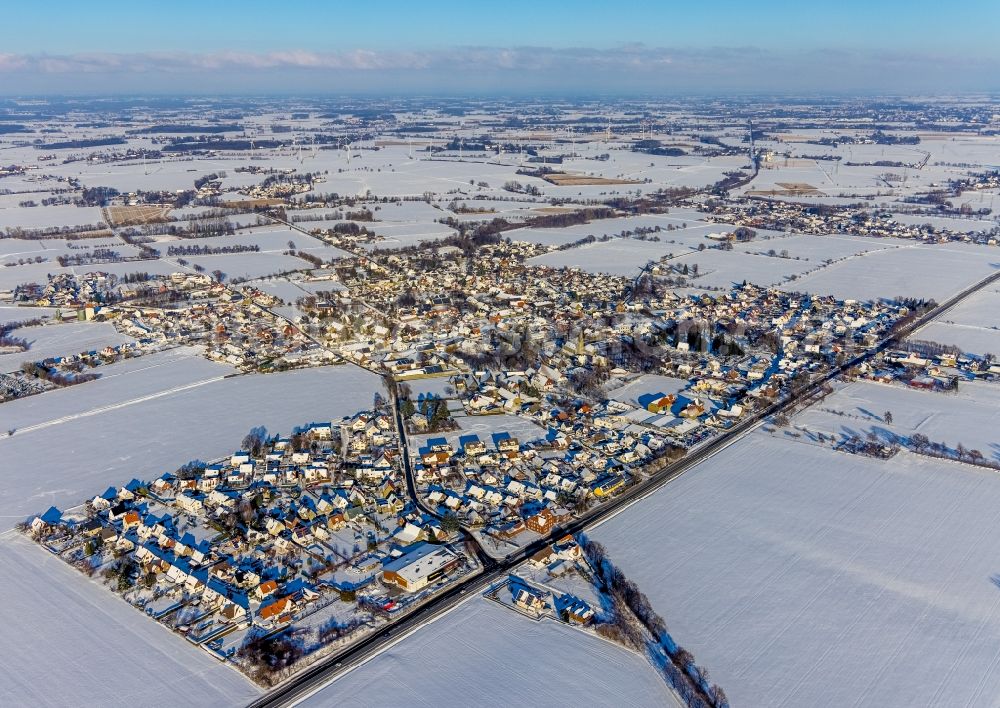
[507,215,716,248]
[795,379,1000,463]
[778,244,1000,301]
[158,226,350,262]
[171,251,316,281]
[593,430,1000,707]
[527,238,681,276]
[0,305,57,325]
[0,532,260,707]
[0,364,382,525]
[299,597,678,708]
[0,259,183,292]
[0,204,105,231]
[910,285,1000,355]
[0,320,135,372]
[735,232,902,262]
[0,346,233,431]
[672,248,818,289]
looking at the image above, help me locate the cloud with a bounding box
[0,45,994,93]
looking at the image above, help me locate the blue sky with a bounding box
[1,0,998,94]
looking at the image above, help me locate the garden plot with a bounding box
[795,379,1000,463]
[0,533,260,708]
[0,321,134,373]
[593,430,1000,707]
[778,243,1000,301]
[0,365,382,525]
[299,597,677,708]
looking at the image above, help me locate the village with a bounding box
[24,403,481,685]
[4,88,1000,707]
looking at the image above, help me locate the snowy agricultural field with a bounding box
[368,199,449,222]
[915,321,1000,357]
[158,226,351,262]
[0,533,260,707]
[298,597,678,708]
[507,215,721,248]
[671,248,818,289]
[300,154,540,199]
[735,231,905,262]
[890,213,997,234]
[0,320,134,372]
[288,200,450,227]
[0,305,56,325]
[0,259,185,293]
[0,346,233,431]
[169,251,316,281]
[0,204,105,231]
[44,156,244,194]
[527,238,679,276]
[910,285,1000,355]
[593,429,1000,707]
[351,220,457,250]
[0,234,142,264]
[0,365,383,525]
[795,379,1000,463]
[778,243,1000,301]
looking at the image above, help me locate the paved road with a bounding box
[248,267,1000,708]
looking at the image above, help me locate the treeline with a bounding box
[0,318,40,352]
[167,244,259,256]
[132,124,243,134]
[35,137,126,150]
[582,536,728,708]
[20,361,100,387]
[632,139,686,157]
[57,247,160,267]
[163,139,282,153]
[328,221,377,238]
[80,186,120,206]
[2,224,109,240]
[287,250,323,267]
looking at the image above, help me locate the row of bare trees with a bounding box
[581,535,728,708]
